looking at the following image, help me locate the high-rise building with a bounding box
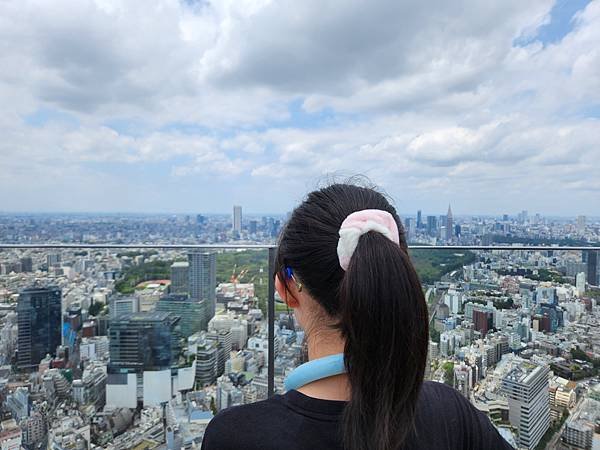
[170,261,189,295]
[46,253,61,268]
[577,216,586,234]
[426,216,437,237]
[155,294,207,337]
[46,253,60,267]
[108,311,181,373]
[576,215,586,233]
[446,205,453,241]
[249,220,258,235]
[19,257,33,273]
[583,250,599,286]
[17,286,62,371]
[416,210,422,229]
[519,210,528,224]
[404,218,415,241]
[565,260,588,277]
[196,341,218,387]
[233,205,242,233]
[501,363,550,449]
[576,272,586,295]
[106,312,196,409]
[188,251,217,320]
[206,329,233,377]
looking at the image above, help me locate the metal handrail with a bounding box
[1,244,599,250]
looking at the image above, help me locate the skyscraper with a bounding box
[188,251,217,320]
[501,363,550,449]
[404,218,415,241]
[17,286,62,370]
[576,215,586,233]
[170,261,189,295]
[426,216,437,237]
[233,205,242,234]
[446,205,453,242]
[584,250,599,287]
[416,210,422,229]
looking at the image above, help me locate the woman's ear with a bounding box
[275,273,286,301]
[275,273,300,308]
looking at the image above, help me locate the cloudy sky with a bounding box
[1,0,599,216]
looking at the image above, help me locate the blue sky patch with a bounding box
[24,107,79,128]
[514,0,591,47]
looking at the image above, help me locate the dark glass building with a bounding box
[584,250,599,286]
[19,257,33,272]
[426,215,438,237]
[188,251,217,320]
[108,311,182,373]
[155,294,207,337]
[17,286,62,370]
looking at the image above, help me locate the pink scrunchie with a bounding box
[336,209,400,270]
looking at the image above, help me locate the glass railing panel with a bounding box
[1,244,599,449]
[272,245,600,450]
[0,244,276,450]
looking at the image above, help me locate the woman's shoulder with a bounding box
[207,394,289,429]
[415,381,514,449]
[419,380,464,404]
[201,395,289,450]
[417,381,482,421]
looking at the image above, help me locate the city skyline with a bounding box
[1,1,599,215]
[0,208,598,220]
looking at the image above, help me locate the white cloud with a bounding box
[0,0,599,213]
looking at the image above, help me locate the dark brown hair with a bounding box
[275,183,429,450]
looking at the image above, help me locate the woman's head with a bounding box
[275,183,429,450]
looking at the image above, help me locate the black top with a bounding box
[201,381,514,449]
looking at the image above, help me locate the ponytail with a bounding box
[276,182,429,450]
[339,232,428,450]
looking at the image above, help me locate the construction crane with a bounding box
[230,266,249,284]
